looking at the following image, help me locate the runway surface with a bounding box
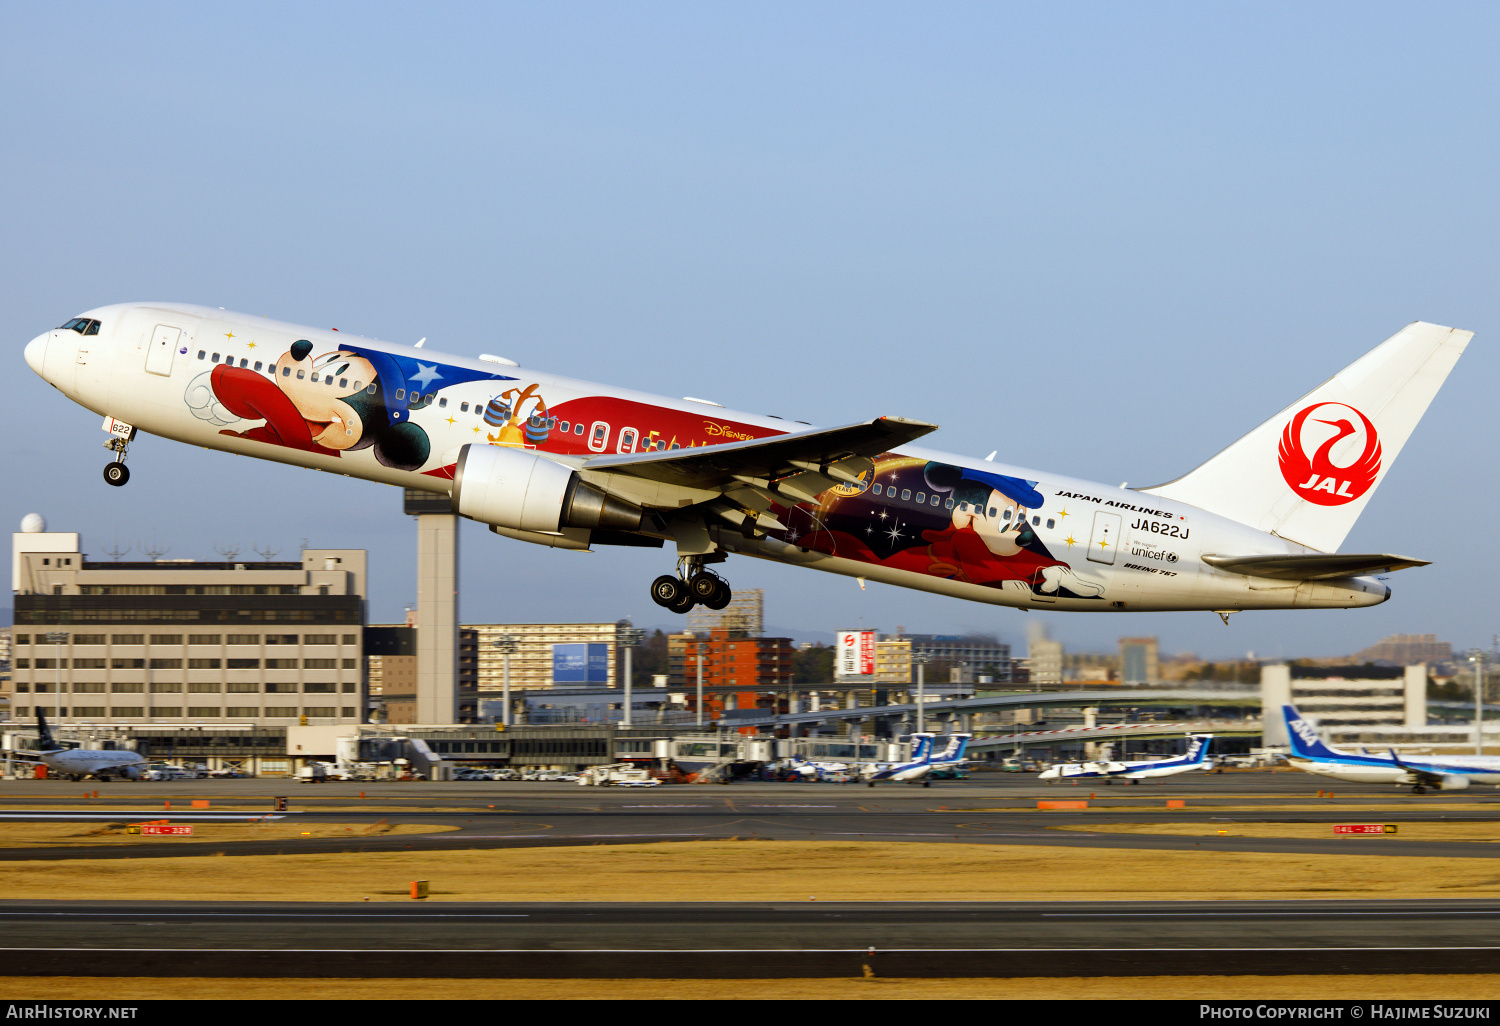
[2,770,1500,860]
[4,899,1500,977]
[5,772,1499,976]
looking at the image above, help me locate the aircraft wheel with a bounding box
[103,463,129,487]
[667,589,696,614]
[1413,785,1427,795]
[705,578,732,610]
[688,572,720,601]
[650,575,684,609]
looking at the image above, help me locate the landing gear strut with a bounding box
[650,556,733,614]
[103,437,130,487]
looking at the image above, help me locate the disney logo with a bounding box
[703,421,755,441]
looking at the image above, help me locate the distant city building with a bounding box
[1119,637,1160,685]
[686,588,763,637]
[679,628,795,719]
[900,633,1013,683]
[875,636,912,684]
[1352,634,1453,666]
[9,524,366,725]
[1027,623,1063,685]
[465,623,618,693]
[1062,652,1119,682]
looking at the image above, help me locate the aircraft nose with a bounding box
[24,332,49,377]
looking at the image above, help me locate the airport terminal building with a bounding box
[8,528,366,727]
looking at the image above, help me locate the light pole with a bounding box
[492,634,517,727]
[912,650,930,735]
[615,620,645,729]
[1471,649,1487,755]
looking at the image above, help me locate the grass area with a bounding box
[1057,822,1500,841]
[9,839,1500,901]
[3,975,1499,999]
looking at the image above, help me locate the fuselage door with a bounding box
[145,324,180,376]
[1086,510,1122,565]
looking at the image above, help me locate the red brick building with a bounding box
[681,628,795,722]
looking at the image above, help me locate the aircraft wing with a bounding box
[582,416,938,491]
[1202,553,1429,581]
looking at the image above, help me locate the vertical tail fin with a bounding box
[1281,705,1344,760]
[908,733,934,763]
[35,711,60,753]
[1185,735,1212,765]
[1142,322,1470,552]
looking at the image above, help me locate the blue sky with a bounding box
[3,3,1498,659]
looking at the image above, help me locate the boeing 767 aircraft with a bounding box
[23,306,1469,618]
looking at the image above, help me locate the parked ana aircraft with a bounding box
[1038,734,1212,784]
[1282,705,1500,793]
[862,733,937,785]
[920,732,974,780]
[24,307,1469,617]
[23,713,146,781]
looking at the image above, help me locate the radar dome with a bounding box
[20,513,46,534]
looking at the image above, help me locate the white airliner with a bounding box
[1281,704,1500,793]
[23,713,146,781]
[23,306,1469,618]
[1038,734,1212,783]
[860,733,972,786]
[862,733,938,785]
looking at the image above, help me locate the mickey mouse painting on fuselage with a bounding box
[782,457,1106,600]
[184,339,515,472]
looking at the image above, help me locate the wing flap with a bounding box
[1202,552,1429,581]
[582,416,938,491]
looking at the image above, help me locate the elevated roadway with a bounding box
[722,687,1253,732]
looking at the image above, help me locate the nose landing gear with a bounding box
[103,437,130,487]
[650,558,733,614]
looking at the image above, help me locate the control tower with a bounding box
[404,489,458,722]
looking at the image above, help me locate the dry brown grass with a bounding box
[8,839,1500,902]
[2,975,1499,1000]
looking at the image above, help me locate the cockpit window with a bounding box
[59,318,101,335]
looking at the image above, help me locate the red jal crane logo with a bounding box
[1277,402,1382,506]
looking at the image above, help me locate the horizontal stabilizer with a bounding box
[1203,552,1428,581]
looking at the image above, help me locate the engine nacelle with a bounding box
[1439,774,1471,791]
[451,443,643,536]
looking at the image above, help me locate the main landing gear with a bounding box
[103,437,130,487]
[650,557,733,614]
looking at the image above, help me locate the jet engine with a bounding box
[118,765,142,781]
[451,443,643,538]
[1438,774,1471,790]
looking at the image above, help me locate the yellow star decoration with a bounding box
[445,416,456,426]
[246,340,256,349]
[1056,507,1069,520]
[223,332,235,341]
[472,425,482,434]
[1064,535,1077,548]
[1098,537,1110,550]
